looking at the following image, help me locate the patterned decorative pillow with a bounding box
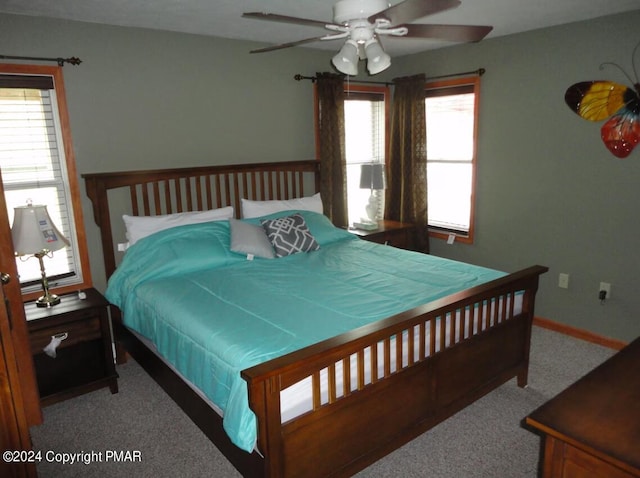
[261,213,320,257]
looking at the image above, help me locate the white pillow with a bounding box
[241,193,323,219]
[123,206,234,246]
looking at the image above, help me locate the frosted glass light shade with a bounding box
[332,40,359,76]
[365,39,391,75]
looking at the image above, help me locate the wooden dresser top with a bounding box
[526,336,640,471]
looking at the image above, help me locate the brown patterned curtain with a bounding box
[384,73,429,253]
[315,72,348,228]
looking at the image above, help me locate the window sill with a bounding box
[429,229,473,245]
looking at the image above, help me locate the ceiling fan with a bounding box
[243,0,492,76]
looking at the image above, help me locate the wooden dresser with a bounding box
[525,337,640,478]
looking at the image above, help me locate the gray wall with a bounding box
[393,11,640,342]
[1,11,639,341]
[0,13,332,294]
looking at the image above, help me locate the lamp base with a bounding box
[36,293,61,308]
[33,251,61,307]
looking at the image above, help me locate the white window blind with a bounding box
[0,76,82,291]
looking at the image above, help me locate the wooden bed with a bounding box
[83,159,547,477]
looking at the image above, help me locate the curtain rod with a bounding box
[0,54,82,66]
[294,68,485,85]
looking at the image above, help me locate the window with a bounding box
[425,76,479,244]
[0,64,92,300]
[342,86,389,225]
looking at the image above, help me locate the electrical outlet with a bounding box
[558,273,570,289]
[599,282,611,300]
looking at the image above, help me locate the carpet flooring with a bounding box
[30,326,615,477]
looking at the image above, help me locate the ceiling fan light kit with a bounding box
[364,39,391,74]
[332,39,360,76]
[243,0,492,76]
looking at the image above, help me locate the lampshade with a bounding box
[364,39,391,75]
[360,163,386,190]
[12,204,70,256]
[332,39,359,76]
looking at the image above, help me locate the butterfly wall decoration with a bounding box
[564,42,640,159]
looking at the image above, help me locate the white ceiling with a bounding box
[0,0,639,57]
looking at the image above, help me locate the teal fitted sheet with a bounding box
[106,211,505,452]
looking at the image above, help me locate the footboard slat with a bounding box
[311,372,321,410]
[328,364,336,404]
[342,357,350,397]
[383,337,391,378]
[408,327,415,366]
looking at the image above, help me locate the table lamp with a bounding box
[11,203,70,307]
[357,162,386,228]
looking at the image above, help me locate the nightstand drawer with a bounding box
[29,317,101,355]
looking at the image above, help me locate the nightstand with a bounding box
[25,288,118,406]
[349,220,416,250]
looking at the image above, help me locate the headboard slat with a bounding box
[233,173,241,215]
[130,186,139,216]
[161,181,168,214]
[152,182,161,214]
[142,183,152,215]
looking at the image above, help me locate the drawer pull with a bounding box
[43,332,68,358]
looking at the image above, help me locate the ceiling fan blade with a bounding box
[242,12,336,29]
[402,24,493,42]
[249,36,336,54]
[369,0,461,27]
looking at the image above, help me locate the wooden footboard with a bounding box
[243,265,547,477]
[83,160,547,478]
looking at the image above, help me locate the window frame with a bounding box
[425,76,480,245]
[0,63,92,301]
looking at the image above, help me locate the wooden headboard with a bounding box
[83,160,320,279]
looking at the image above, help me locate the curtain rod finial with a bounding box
[294,74,316,83]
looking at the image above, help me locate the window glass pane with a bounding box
[0,89,59,182]
[425,81,477,237]
[426,93,474,161]
[0,84,78,290]
[346,163,376,223]
[427,162,472,231]
[345,100,384,164]
[344,95,386,225]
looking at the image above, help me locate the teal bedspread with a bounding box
[106,211,505,452]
